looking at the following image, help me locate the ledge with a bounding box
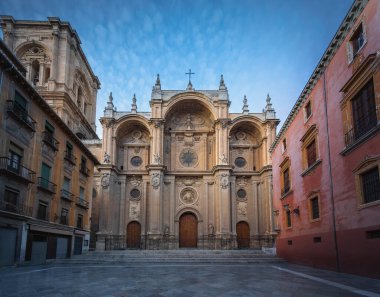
[341,124,380,156]
[280,189,293,200]
[301,159,322,177]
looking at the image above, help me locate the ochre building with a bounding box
[87,77,279,250]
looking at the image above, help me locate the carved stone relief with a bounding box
[151,173,161,189]
[179,148,198,167]
[129,200,140,220]
[237,201,248,218]
[101,173,110,189]
[179,187,198,205]
[220,174,229,189]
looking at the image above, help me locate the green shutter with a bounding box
[41,163,51,181]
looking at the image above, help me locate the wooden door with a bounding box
[179,213,197,248]
[236,221,250,248]
[127,221,141,249]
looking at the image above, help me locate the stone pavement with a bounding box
[1,261,380,297]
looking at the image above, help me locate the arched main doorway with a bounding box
[236,221,250,248]
[127,221,141,249]
[179,213,198,248]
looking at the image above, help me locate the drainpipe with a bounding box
[322,71,340,272]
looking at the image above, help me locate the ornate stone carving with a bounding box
[128,176,142,187]
[220,174,229,189]
[237,202,247,217]
[151,173,161,189]
[130,188,141,201]
[208,224,215,236]
[176,177,201,187]
[180,187,197,204]
[153,153,161,164]
[179,148,198,167]
[172,113,206,130]
[101,173,110,189]
[220,154,228,164]
[129,200,140,219]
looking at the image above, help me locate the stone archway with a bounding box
[236,221,250,248]
[127,221,141,249]
[179,212,198,248]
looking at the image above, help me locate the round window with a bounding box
[130,188,141,199]
[179,149,198,167]
[235,157,246,168]
[237,189,247,199]
[130,156,142,167]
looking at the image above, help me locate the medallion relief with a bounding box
[179,187,198,205]
[237,201,248,217]
[129,200,140,219]
[220,174,229,189]
[151,173,161,189]
[179,148,198,167]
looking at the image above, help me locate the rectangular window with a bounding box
[45,120,55,134]
[282,138,287,152]
[286,210,292,228]
[63,177,70,191]
[366,230,380,239]
[79,187,85,200]
[305,101,312,120]
[362,167,380,204]
[310,196,320,220]
[306,139,317,167]
[77,214,83,229]
[283,168,290,194]
[14,91,27,112]
[60,208,69,225]
[351,79,377,141]
[350,23,365,56]
[313,237,322,243]
[4,187,19,212]
[66,142,73,157]
[37,201,48,220]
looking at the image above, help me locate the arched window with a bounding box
[31,60,40,85]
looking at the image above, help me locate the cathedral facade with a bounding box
[88,76,279,250]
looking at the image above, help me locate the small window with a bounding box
[287,240,292,245]
[313,237,322,243]
[14,91,27,112]
[63,177,71,191]
[304,101,312,121]
[8,147,22,173]
[130,156,142,167]
[130,189,141,199]
[37,201,48,220]
[285,210,292,228]
[79,187,85,200]
[280,158,291,196]
[60,208,69,225]
[306,139,317,167]
[45,120,55,135]
[366,230,380,239]
[361,167,380,204]
[66,142,73,156]
[350,23,365,56]
[283,168,290,194]
[4,187,19,212]
[77,214,83,229]
[234,157,246,168]
[310,196,320,220]
[282,138,287,153]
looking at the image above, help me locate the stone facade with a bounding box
[87,77,279,250]
[0,16,100,140]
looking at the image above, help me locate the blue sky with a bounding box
[1,0,353,135]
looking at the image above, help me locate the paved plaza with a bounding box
[0,262,380,297]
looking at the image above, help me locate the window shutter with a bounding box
[346,42,353,64]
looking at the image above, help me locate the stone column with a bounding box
[216,170,231,235]
[50,30,59,88]
[118,177,126,234]
[230,176,237,235]
[252,181,259,235]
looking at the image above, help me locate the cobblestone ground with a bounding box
[0,263,379,297]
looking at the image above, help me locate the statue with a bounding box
[164,226,169,236]
[104,152,110,164]
[186,113,193,130]
[208,223,215,236]
[153,153,161,164]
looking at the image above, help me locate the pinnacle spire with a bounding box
[242,94,249,114]
[264,93,276,119]
[104,91,115,116]
[219,74,227,90]
[131,93,137,113]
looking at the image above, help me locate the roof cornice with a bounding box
[269,0,368,153]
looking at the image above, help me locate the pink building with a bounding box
[270,0,380,278]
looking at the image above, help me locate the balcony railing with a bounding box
[37,177,57,194]
[61,189,74,201]
[281,185,291,197]
[42,131,59,151]
[345,113,377,147]
[79,165,90,177]
[76,197,89,209]
[6,100,36,131]
[0,157,35,183]
[64,151,77,165]
[0,200,33,216]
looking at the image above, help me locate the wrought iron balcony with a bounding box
[37,177,57,194]
[6,100,36,131]
[345,113,377,147]
[79,165,90,177]
[42,131,59,151]
[281,185,291,197]
[61,189,74,201]
[0,157,35,183]
[0,199,33,216]
[75,197,89,209]
[64,150,77,165]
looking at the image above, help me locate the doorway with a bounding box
[127,221,141,249]
[179,213,198,248]
[236,221,250,248]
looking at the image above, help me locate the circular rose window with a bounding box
[237,189,247,199]
[130,156,142,167]
[130,188,141,199]
[179,149,198,167]
[235,157,246,168]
